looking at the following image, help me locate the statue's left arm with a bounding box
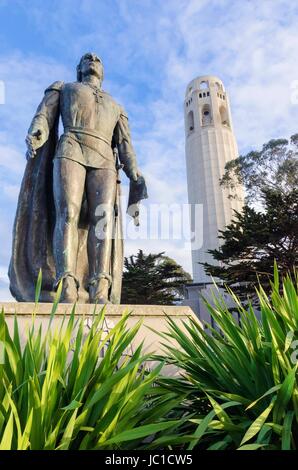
[113,107,139,181]
[26,81,63,159]
[114,106,148,225]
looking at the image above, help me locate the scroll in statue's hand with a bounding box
[25,130,43,160]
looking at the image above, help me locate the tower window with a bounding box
[200,80,208,89]
[215,82,223,92]
[188,110,194,132]
[203,92,206,97]
[207,91,210,96]
[201,104,212,126]
[219,105,229,126]
[199,93,202,98]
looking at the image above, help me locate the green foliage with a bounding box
[121,250,192,305]
[0,296,181,449]
[220,135,298,205]
[1,268,298,451]
[203,189,298,303]
[155,267,298,450]
[205,135,298,303]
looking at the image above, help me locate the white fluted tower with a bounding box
[184,75,243,283]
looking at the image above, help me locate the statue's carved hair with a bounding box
[76,53,104,82]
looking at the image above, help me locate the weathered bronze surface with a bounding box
[9,53,147,304]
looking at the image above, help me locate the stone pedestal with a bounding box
[0,302,198,360]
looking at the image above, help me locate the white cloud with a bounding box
[0,139,25,174]
[2,183,20,201]
[0,287,13,302]
[0,53,72,144]
[0,215,13,264]
[0,265,12,302]
[159,0,298,150]
[0,265,8,283]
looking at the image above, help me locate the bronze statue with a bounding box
[9,53,147,303]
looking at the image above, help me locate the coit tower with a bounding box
[184,76,243,283]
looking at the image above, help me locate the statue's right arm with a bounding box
[26,81,64,159]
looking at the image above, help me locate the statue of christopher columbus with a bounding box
[9,53,147,304]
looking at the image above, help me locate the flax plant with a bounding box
[0,275,182,450]
[153,264,298,450]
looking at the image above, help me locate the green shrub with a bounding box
[2,266,297,450]
[153,265,298,450]
[0,290,181,450]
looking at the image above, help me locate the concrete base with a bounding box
[0,302,198,362]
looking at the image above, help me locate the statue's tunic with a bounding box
[28,81,137,176]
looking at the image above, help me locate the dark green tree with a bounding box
[121,250,192,305]
[203,136,298,302]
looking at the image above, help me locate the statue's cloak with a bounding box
[8,119,124,303]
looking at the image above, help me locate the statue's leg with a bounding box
[86,168,117,303]
[53,157,86,302]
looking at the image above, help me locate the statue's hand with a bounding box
[130,168,142,182]
[25,130,43,159]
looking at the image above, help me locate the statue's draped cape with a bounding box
[9,118,124,303]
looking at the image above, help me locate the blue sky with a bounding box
[1,0,298,299]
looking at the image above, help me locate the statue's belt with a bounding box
[63,127,113,161]
[64,126,111,146]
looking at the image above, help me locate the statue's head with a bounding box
[77,53,104,84]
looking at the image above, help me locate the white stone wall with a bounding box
[184,75,244,283]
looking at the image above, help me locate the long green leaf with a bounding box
[240,399,275,446]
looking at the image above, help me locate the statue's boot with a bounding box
[89,277,110,304]
[60,275,79,303]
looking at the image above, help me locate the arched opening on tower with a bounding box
[201,104,212,126]
[219,105,229,126]
[215,82,223,92]
[200,80,208,90]
[188,110,194,132]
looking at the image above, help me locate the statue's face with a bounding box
[80,53,103,80]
